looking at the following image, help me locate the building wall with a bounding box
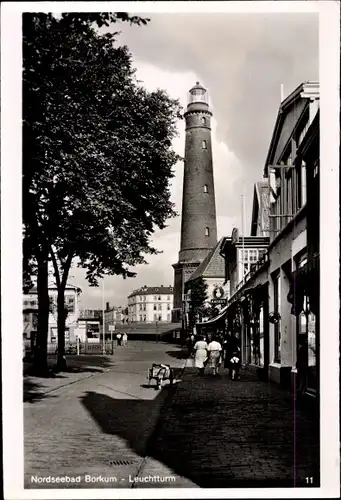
[267,207,307,384]
[23,287,81,343]
[128,293,174,323]
[48,288,80,343]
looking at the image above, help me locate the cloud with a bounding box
[73,63,243,308]
[73,13,318,309]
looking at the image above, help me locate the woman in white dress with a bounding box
[207,336,223,376]
[193,335,208,375]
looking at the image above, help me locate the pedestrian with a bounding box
[229,350,241,380]
[122,332,128,347]
[193,335,208,376]
[296,335,308,396]
[207,335,223,376]
[224,331,240,368]
[116,332,122,346]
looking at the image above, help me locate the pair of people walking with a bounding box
[116,332,128,347]
[193,335,222,376]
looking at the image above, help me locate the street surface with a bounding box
[24,341,319,489]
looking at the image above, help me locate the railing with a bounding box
[236,253,269,292]
[24,341,115,356]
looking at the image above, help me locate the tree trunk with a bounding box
[56,286,67,371]
[33,253,49,375]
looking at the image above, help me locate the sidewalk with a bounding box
[23,355,116,402]
[143,362,319,488]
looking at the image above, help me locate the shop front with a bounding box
[240,283,269,380]
[287,254,319,395]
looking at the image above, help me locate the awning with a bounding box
[196,304,228,327]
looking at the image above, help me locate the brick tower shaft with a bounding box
[173,82,217,314]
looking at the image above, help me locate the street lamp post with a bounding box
[102,278,106,355]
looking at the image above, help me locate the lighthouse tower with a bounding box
[172,82,217,317]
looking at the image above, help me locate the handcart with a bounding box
[147,363,174,390]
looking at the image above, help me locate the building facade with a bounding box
[104,303,128,334]
[173,82,218,319]
[128,286,174,323]
[77,309,103,343]
[264,82,319,389]
[23,284,82,344]
[212,82,319,396]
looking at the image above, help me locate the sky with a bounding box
[70,11,318,310]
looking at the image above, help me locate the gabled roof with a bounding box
[251,181,270,236]
[264,81,319,177]
[186,238,225,283]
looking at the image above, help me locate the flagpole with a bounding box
[241,192,245,285]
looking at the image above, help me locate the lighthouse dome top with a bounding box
[188,81,209,106]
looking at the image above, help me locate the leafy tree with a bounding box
[204,302,221,321]
[23,12,182,372]
[185,277,208,331]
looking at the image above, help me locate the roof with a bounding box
[24,284,82,294]
[187,238,225,283]
[263,81,319,176]
[128,286,173,298]
[251,181,270,236]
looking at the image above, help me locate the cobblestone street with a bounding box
[25,342,319,489]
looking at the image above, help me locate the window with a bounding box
[158,304,162,311]
[297,253,317,393]
[202,140,207,150]
[205,227,210,237]
[158,295,161,301]
[154,314,158,321]
[167,314,171,322]
[273,273,281,363]
[167,296,170,301]
[66,297,75,313]
[139,315,143,321]
[201,117,206,125]
[167,304,170,310]
[153,305,157,311]
[154,296,157,300]
[203,184,208,193]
